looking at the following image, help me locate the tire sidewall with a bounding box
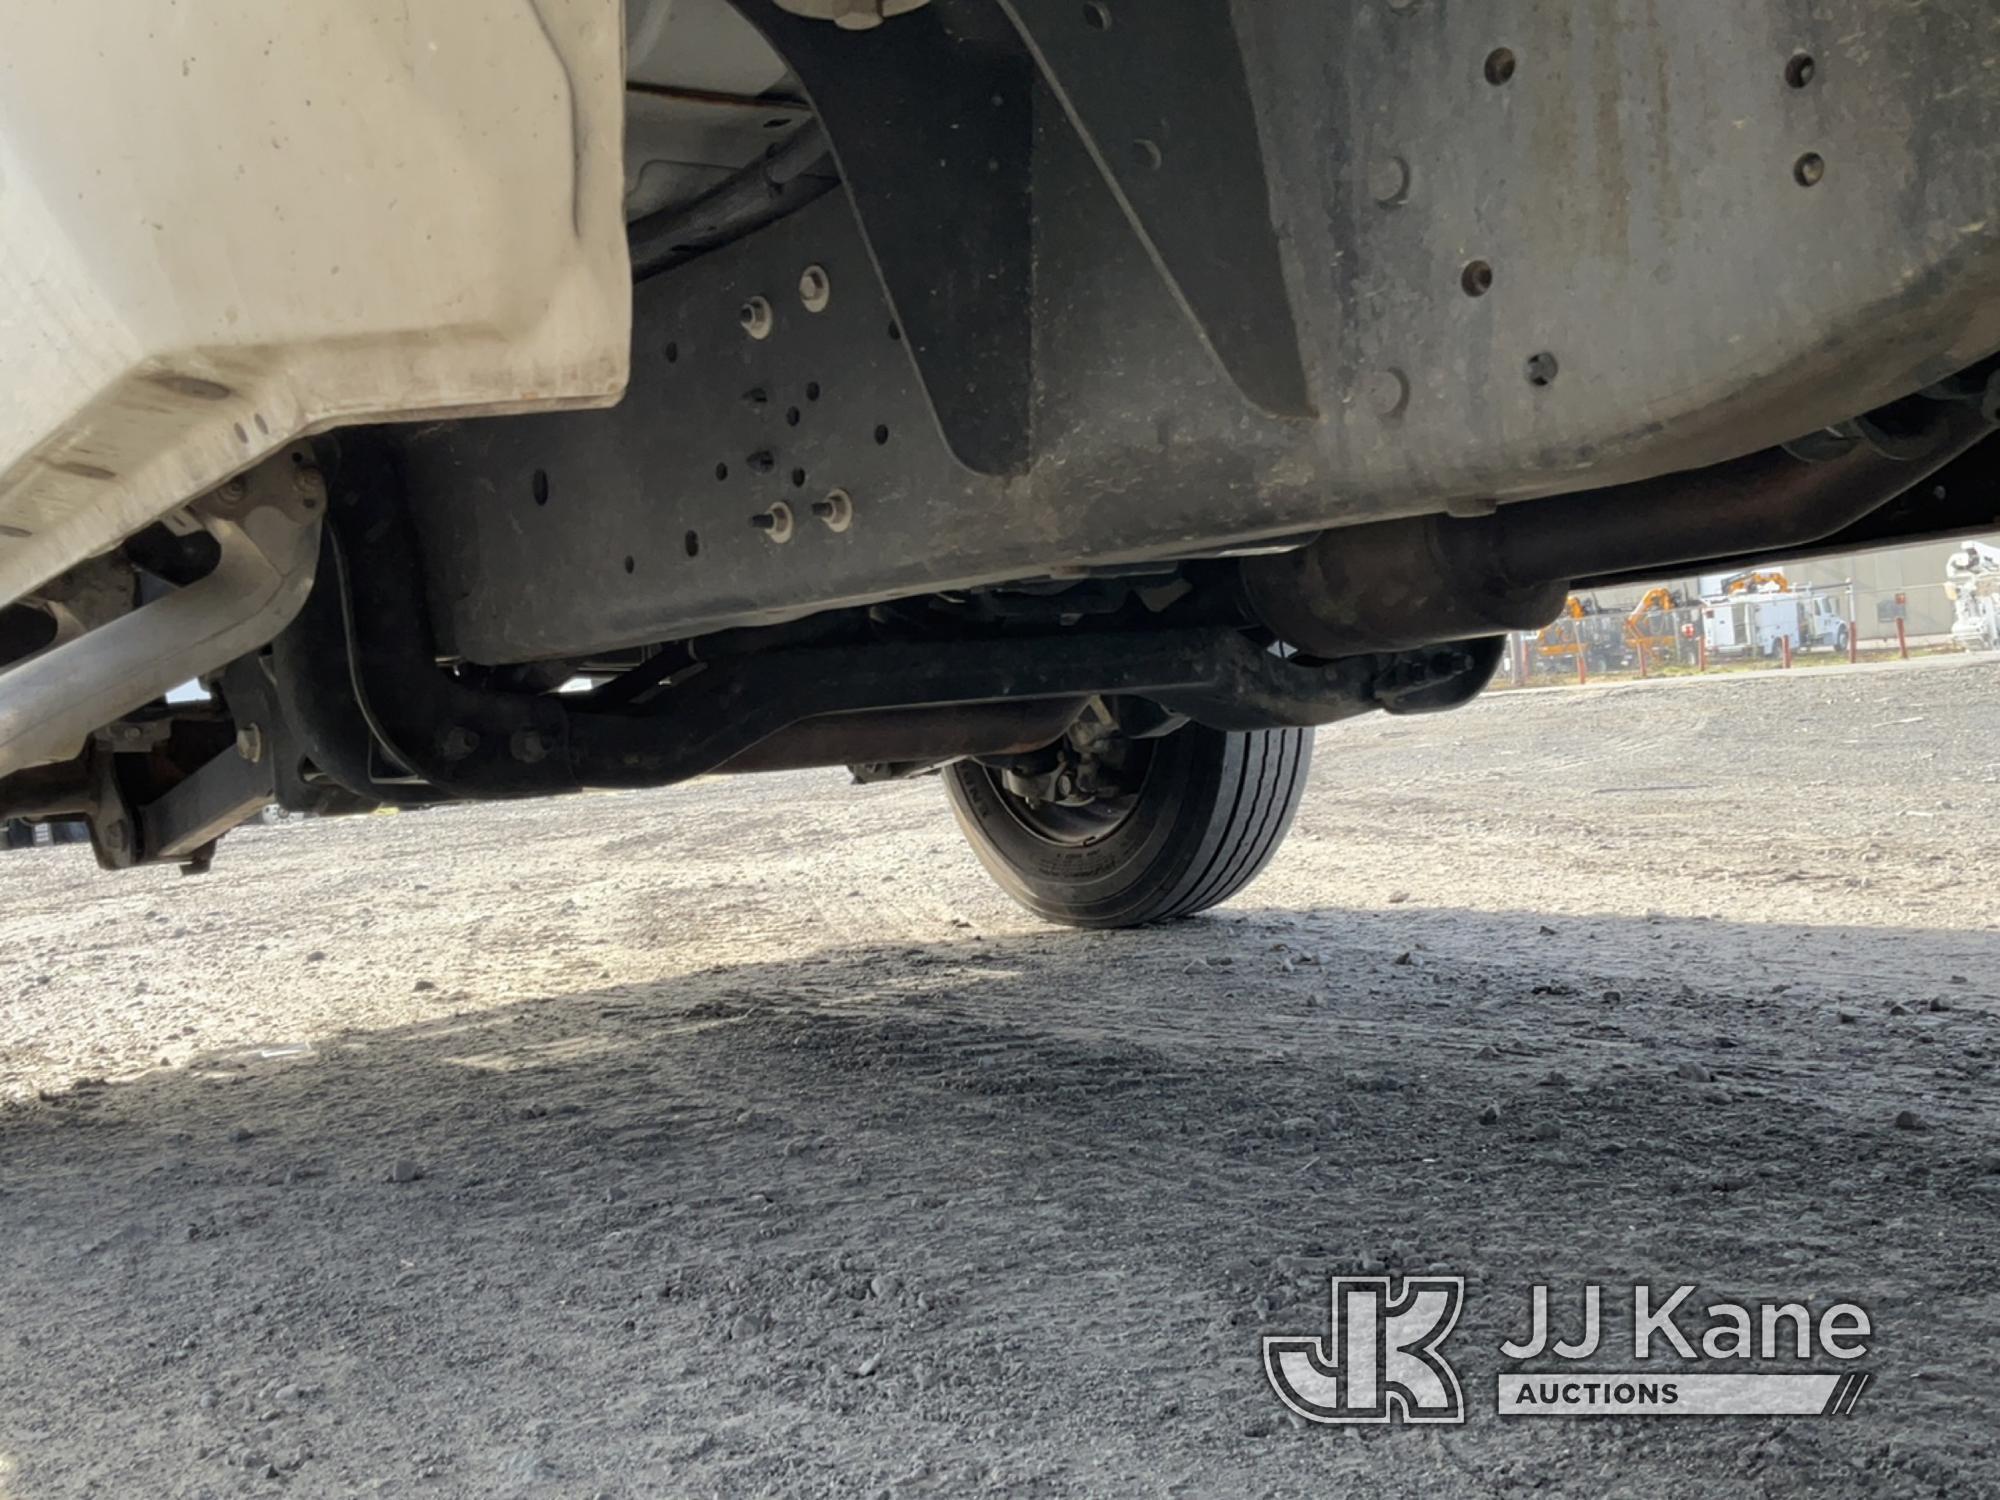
[945,726,1303,927]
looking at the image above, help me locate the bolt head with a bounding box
[814,489,854,532]
[235,723,265,764]
[755,503,795,543]
[438,726,480,761]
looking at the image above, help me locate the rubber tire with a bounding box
[943,724,1314,929]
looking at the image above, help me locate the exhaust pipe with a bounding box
[1242,393,1997,656]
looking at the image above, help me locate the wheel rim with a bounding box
[980,739,1156,848]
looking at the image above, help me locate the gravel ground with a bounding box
[1,657,1996,1498]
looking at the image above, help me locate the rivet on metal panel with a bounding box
[1362,369,1411,420]
[1368,156,1411,207]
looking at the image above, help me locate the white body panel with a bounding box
[0,0,632,608]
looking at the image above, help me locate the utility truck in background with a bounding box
[1698,574,1852,660]
[0,1,1997,927]
[1947,541,2000,653]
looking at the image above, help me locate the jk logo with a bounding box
[1263,1276,1466,1425]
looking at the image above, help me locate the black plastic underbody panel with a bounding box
[396,0,2000,664]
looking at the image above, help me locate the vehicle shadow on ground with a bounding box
[0,906,1994,1498]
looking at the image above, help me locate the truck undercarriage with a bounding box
[1,0,1996,922]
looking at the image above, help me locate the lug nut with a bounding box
[750,512,777,531]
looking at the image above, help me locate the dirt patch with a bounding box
[1,660,1996,1497]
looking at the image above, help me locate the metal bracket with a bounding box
[999,0,1313,420]
[0,448,324,779]
[723,0,1035,475]
[136,742,275,865]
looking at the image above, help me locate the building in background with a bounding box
[1586,534,2000,643]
